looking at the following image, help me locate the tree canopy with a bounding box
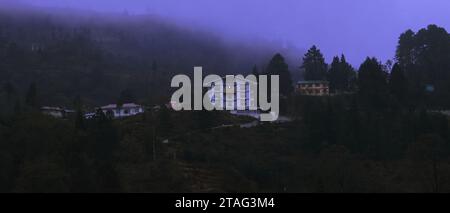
[301,45,328,81]
[396,25,450,108]
[327,54,356,93]
[357,57,389,110]
[265,53,294,96]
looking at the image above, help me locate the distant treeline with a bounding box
[260,24,450,111]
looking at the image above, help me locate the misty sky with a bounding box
[8,0,450,66]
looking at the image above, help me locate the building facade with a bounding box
[41,107,74,118]
[296,81,329,96]
[207,76,257,111]
[100,103,144,118]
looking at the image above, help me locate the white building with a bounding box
[100,103,144,118]
[41,106,74,118]
[206,76,257,111]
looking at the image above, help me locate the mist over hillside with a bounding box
[0,5,303,107]
[1,1,450,196]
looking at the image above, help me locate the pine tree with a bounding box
[327,56,341,93]
[301,45,328,81]
[328,54,356,93]
[265,53,293,96]
[357,57,389,110]
[340,55,357,91]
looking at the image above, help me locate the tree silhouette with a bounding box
[265,53,293,96]
[328,54,356,93]
[302,45,328,81]
[396,25,450,108]
[357,57,389,110]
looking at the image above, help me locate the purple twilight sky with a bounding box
[6,0,450,66]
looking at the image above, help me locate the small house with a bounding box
[100,103,144,118]
[41,106,74,118]
[296,81,329,96]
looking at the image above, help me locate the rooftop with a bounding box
[204,75,258,85]
[297,80,329,84]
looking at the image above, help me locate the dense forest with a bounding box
[0,7,450,192]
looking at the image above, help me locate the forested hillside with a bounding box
[0,6,449,193]
[0,6,290,108]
